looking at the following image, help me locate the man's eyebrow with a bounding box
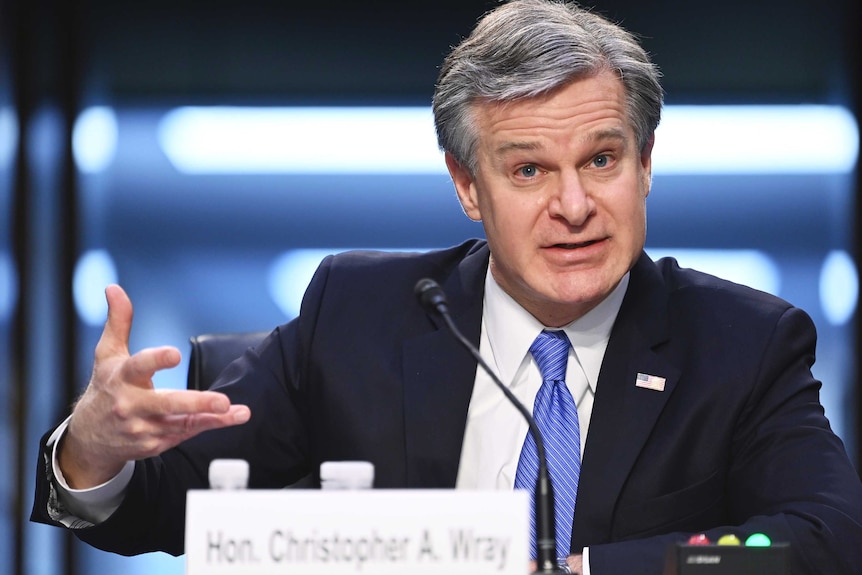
[494,141,541,157]
[582,127,628,144]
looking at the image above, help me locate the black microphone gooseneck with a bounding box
[414,278,563,574]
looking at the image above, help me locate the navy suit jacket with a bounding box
[32,239,862,574]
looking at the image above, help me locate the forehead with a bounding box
[471,72,632,151]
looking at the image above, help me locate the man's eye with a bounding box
[593,154,609,168]
[517,165,539,178]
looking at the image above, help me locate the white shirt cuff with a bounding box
[582,546,591,575]
[47,416,135,527]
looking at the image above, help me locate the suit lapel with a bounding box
[402,244,489,487]
[571,253,681,548]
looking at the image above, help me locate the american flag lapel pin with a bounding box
[635,372,666,392]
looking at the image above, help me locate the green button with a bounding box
[745,533,772,547]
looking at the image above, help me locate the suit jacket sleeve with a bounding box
[586,305,862,575]
[29,255,335,555]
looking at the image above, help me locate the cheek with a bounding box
[602,189,647,241]
[625,201,647,233]
[495,200,544,242]
[480,188,528,225]
[623,202,648,249]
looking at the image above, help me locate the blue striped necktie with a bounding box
[514,329,581,561]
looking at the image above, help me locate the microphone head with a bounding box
[414,278,448,314]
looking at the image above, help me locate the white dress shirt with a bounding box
[456,269,628,489]
[456,269,629,573]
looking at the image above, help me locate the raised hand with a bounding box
[58,284,251,488]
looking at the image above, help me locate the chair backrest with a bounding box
[187,331,270,390]
[187,329,316,488]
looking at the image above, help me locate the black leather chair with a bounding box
[187,329,318,488]
[187,331,270,390]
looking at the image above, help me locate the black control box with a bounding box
[664,543,789,575]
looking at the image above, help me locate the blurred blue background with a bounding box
[1,0,859,573]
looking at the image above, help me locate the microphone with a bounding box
[414,278,564,574]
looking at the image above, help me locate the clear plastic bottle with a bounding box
[208,459,250,490]
[320,460,374,490]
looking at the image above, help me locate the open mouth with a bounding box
[553,240,599,249]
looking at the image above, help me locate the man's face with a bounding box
[447,71,653,327]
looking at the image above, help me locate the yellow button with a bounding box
[717,534,742,546]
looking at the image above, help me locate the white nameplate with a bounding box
[185,489,528,575]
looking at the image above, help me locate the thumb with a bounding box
[95,284,134,361]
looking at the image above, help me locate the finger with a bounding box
[130,406,252,457]
[180,405,252,434]
[154,405,252,439]
[118,346,182,386]
[138,388,234,418]
[95,284,134,360]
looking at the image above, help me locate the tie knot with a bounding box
[530,330,570,382]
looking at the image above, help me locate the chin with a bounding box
[552,273,613,299]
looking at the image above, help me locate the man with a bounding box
[32,0,862,573]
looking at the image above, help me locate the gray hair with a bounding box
[433,0,664,174]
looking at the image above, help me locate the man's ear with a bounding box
[640,134,655,198]
[445,152,482,221]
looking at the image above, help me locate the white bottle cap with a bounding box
[320,460,374,489]
[208,459,250,490]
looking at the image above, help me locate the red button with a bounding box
[688,534,711,545]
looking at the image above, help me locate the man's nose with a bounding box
[547,172,595,226]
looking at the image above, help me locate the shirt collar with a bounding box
[483,269,630,390]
